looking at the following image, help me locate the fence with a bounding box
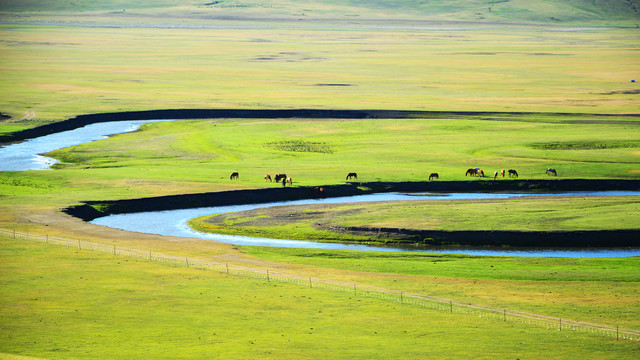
[2,228,638,341]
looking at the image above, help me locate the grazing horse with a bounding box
[508,169,518,178]
[494,171,498,180]
[428,173,439,181]
[346,172,358,180]
[274,173,287,182]
[546,168,557,176]
[287,177,293,186]
[477,169,485,177]
[230,172,239,180]
[465,168,477,176]
[264,174,272,182]
[501,169,505,177]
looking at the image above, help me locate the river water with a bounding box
[91,191,640,258]
[2,120,639,257]
[0,120,167,171]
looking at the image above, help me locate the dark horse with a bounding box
[346,172,358,180]
[508,169,518,178]
[230,172,239,180]
[428,173,439,181]
[274,173,287,182]
[546,168,557,176]
[466,168,484,177]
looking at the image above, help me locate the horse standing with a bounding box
[274,173,287,182]
[546,168,557,176]
[493,171,498,180]
[230,172,239,180]
[508,169,518,178]
[264,174,272,182]
[346,172,358,180]
[501,169,505,177]
[428,173,439,181]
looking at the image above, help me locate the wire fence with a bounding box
[2,228,638,342]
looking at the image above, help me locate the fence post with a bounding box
[266,270,270,282]
[617,325,619,340]
[559,318,562,331]
[400,292,403,303]
[185,258,189,268]
[504,309,506,321]
[46,234,48,244]
[226,264,229,274]
[450,301,453,313]
[309,277,312,288]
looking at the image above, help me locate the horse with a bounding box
[346,172,358,180]
[230,172,239,180]
[264,174,272,182]
[546,168,557,176]
[274,173,287,182]
[465,168,477,176]
[287,177,293,186]
[477,169,485,177]
[428,173,439,181]
[501,169,505,177]
[508,169,518,178]
[493,171,498,180]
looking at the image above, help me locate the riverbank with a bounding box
[65,180,640,249]
[2,108,639,143]
[64,179,640,221]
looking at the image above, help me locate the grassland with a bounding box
[1,1,639,358]
[0,23,639,124]
[2,236,640,359]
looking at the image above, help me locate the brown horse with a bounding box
[508,169,518,178]
[264,174,272,182]
[501,169,505,177]
[428,173,439,181]
[274,173,287,182]
[230,172,239,180]
[465,168,477,176]
[346,172,358,180]
[287,177,293,186]
[477,169,485,177]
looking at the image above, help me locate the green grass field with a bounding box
[2,236,639,359]
[1,1,640,358]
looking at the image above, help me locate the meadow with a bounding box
[3,236,640,359]
[1,0,640,358]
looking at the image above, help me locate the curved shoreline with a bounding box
[2,108,639,143]
[65,180,640,248]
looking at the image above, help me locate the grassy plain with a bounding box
[2,236,639,359]
[1,1,640,358]
[0,24,639,125]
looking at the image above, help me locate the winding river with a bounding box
[2,119,639,257]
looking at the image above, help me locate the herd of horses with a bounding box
[229,168,558,186]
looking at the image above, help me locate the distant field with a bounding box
[0,23,638,125]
